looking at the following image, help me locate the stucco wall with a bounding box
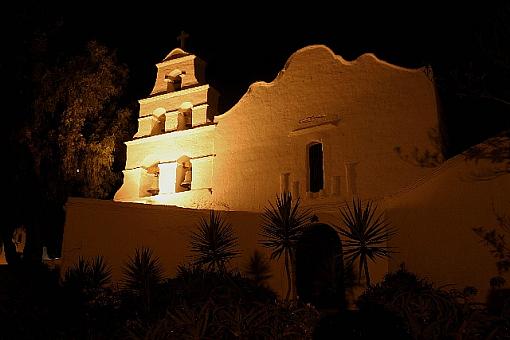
[62,198,287,295]
[150,54,206,96]
[211,45,439,211]
[139,85,215,118]
[63,45,508,302]
[125,125,216,169]
[384,157,510,300]
[115,45,440,212]
[62,198,388,297]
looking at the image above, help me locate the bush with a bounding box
[126,267,319,339]
[357,266,461,340]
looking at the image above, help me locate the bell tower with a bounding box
[134,47,218,138]
[114,40,219,207]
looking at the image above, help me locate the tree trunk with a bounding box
[284,250,291,300]
[290,249,298,300]
[0,227,20,265]
[364,261,371,287]
[23,219,42,265]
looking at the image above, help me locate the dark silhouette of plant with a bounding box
[131,298,318,340]
[217,302,274,339]
[0,263,65,339]
[190,210,240,272]
[6,40,135,265]
[260,192,311,300]
[63,255,112,302]
[122,247,164,315]
[266,301,320,339]
[464,131,510,179]
[61,256,119,338]
[172,265,276,308]
[167,301,221,339]
[357,266,462,340]
[394,128,445,168]
[473,212,510,278]
[335,199,396,287]
[244,250,272,286]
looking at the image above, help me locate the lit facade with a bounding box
[62,45,508,299]
[114,45,439,212]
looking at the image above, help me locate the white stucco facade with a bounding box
[61,45,509,299]
[114,45,440,212]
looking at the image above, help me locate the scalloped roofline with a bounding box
[215,44,431,122]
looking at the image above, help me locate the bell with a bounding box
[181,169,192,189]
[147,174,159,195]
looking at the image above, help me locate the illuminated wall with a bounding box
[114,48,218,207]
[114,45,440,212]
[62,197,388,298]
[63,45,509,299]
[384,154,510,300]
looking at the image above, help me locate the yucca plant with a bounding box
[336,199,396,287]
[244,250,272,286]
[260,192,311,300]
[190,210,240,272]
[122,247,164,315]
[63,255,112,301]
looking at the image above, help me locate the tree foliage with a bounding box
[464,131,510,179]
[2,39,134,265]
[24,40,132,199]
[473,211,510,285]
[430,4,510,158]
[357,266,463,340]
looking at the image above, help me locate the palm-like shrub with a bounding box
[190,211,240,272]
[62,256,116,338]
[260,192,311,300]
[244,250,272,286]
[63,255,112,301]
[122,247,164,315]
[336,199,396,286]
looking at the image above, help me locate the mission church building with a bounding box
[113,45,438,211]
[62,45,508,300]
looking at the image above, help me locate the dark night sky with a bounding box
[3,2,484,107]
[4,1,509,152]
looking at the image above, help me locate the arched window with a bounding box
[308,142,324,193]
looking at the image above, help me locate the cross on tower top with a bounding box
[177,30,189,50]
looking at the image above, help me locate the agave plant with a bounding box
[260,192,311,300]
[167,301,220,339]
[218,302,274,339]
[336,199,396,287]
[190,210,240,272]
